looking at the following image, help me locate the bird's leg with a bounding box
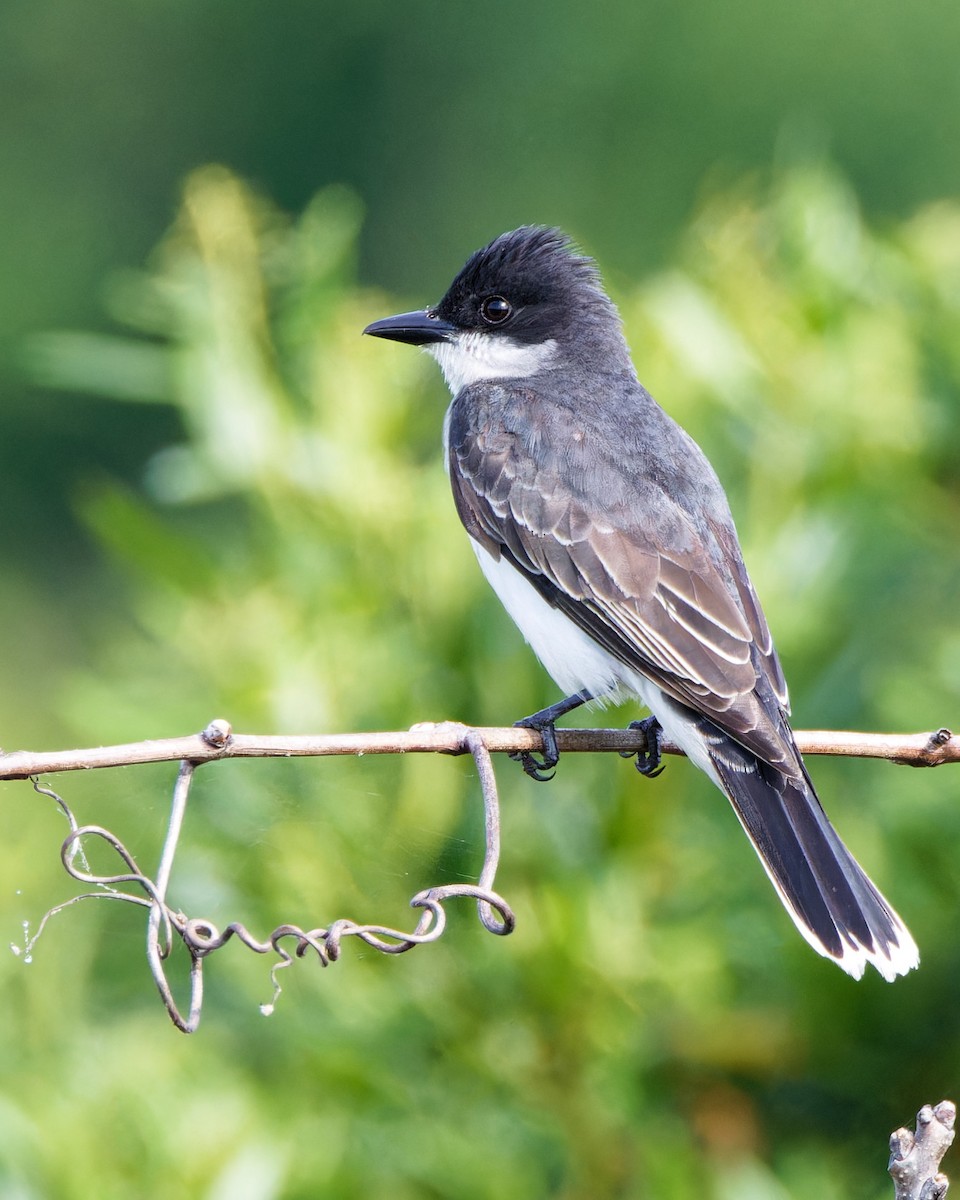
[620,716,665,778]
[511,689,593,782]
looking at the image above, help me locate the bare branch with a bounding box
[7,716,955,1030]
[0,720,956,781]
[890,1101,955,1199]
[23,733,515,1033]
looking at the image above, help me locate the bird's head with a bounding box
[364,226,628,394]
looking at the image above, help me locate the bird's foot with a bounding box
[510,717,559,781]
[620,716,665,778]
[510,690,592,782]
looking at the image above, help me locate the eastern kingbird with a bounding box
[364,226,918,981]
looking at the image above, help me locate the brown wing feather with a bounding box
[448,389,794,771]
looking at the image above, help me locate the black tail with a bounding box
[706,735,918,980]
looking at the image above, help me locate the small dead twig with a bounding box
[890,1101,956,1199]
[0,720,956,780]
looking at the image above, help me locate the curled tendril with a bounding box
[23,723,516,1033]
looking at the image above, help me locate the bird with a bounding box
[363,225,919,981]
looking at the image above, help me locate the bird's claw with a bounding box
[510,719,559,782]
[620,716,665,778]
[509,690,592,782]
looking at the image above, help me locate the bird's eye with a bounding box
[480,295,513,325]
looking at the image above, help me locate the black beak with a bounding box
[363,309,455,346]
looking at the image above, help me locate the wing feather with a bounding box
[447,385,793,769]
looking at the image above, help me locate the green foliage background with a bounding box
[2,6,960,1198]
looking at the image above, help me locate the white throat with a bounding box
[428,331,559,395]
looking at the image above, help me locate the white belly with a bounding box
[471,539,622,698]
[470,539,723,783]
